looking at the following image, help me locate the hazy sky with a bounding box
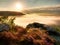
[0,0,60,11]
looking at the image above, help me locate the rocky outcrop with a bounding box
[0,22,60,45]
[26,22,60,36]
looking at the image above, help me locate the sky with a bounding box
[0,0,60,11]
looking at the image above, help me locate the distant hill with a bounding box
[0,11,25,16]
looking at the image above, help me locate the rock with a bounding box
[0,23,10,32]
[26,22,60,36]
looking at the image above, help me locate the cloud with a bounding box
[22,5,60,14]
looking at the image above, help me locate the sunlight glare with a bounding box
[15,3,23,11]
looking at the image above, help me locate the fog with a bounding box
[14,14,60,28]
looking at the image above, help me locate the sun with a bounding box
[15,3,23,11]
